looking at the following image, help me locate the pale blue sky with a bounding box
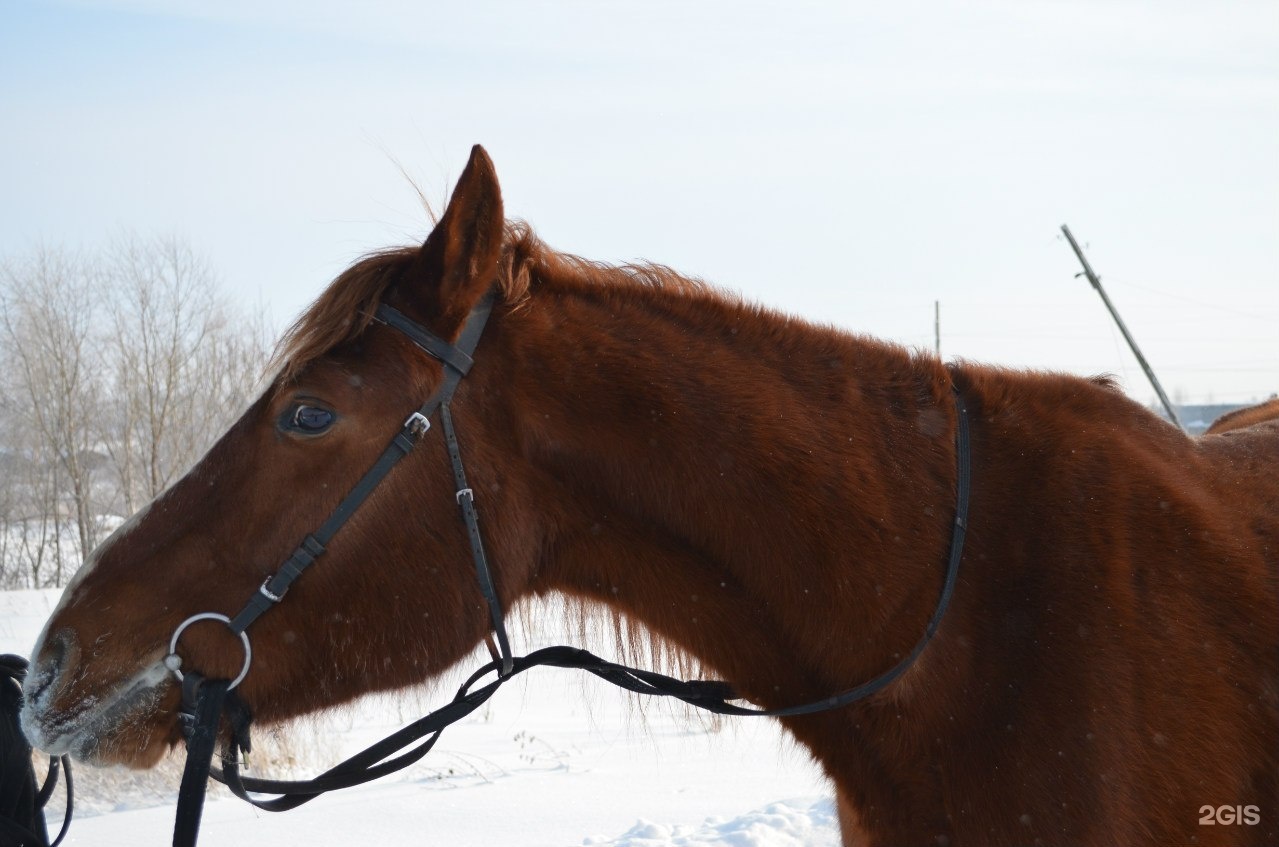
[3,0,1276,405]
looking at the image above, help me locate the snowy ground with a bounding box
[2,589,837,846]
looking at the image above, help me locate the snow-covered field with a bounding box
[2,589,836,846]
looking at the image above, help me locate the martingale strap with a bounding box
[170,287,973,847]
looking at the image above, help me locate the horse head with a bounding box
[21,146,537,767]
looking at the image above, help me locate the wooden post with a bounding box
[1061,224,1183,431]
[934,300,941,357]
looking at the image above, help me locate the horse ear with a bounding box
[411,144,504,332]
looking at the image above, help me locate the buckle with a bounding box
[404,411,431,438]
[258,578,286,603]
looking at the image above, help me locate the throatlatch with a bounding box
[167,289,972,847]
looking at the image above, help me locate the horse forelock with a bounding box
[271,247,418,382]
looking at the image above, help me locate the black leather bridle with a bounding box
[168,290,973,847]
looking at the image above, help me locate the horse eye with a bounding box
[287,405,335,434]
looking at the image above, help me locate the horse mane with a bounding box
[499,221,710,300]
[274,223,709,381]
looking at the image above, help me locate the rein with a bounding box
[168,292,972,847]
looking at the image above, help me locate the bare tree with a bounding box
[0,415,69,590]
[104,235,269,513]
[0,389,60,589]
[0,247,106,584]
[0,429,21,589]
[189,301,272,431]
[0,238,271,586]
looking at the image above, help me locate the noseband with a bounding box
[168,290,972,847]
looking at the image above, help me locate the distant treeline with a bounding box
[0,236,271,589]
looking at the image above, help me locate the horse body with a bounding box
[20,147,1278,846]
[1207,397,1279,435]
[928,369,1278,845]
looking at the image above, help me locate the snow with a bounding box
[3,589,836,846]
[588,800,839,847]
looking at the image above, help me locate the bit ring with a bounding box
[166,612,253,690]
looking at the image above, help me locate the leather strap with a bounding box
[374,304,476,377]
[442,402,513,675]
[173,677,230,847]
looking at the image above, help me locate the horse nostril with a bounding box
[27,630,72,705]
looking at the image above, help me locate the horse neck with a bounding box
[490,281,959,711]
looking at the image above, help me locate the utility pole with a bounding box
[934,300,941,357]
[1060,224,1183,431]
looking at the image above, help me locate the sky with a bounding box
[2,0,1276,407]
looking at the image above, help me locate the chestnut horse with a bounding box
[1207,397,1279,435]
[21,147,1279,846]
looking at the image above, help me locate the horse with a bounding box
[1206,397,1279,435]
[19,146,1279,846]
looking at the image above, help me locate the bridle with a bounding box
[167,290,511,694]
[167,289,973,847]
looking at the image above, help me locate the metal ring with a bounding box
[166,612,253,690]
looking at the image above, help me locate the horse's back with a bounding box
[1205,397,1279,434]
[1198,419,1279,513]
[1198,416,1279,543]
[1196,420,1279,841]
